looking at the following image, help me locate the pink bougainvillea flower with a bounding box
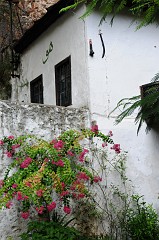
[8,135,14,140]
[20,162,27,169]
[21,211,29,219]
[102,142,108,148]
[12,184,18,189]
[36,189,43,197]
[73,179,81,185]
[61,182,66,190]
[0,180,4,188]
[70,185,76,191]
[72,193,77,198]
[17,191,23,201]
[60,190,69,197]
[111,144,121,154]
[67,150,75,157]
[56,159,64,167]
[79,149,89,162]
[44,158,49,162]
[63,206,71,214]
[61,182,65,189]
[11,144,20,150]
[12,192,17,197]
[0,140,4,145]
[93,176,102,183]
[6,201,12,209]
[36,206,44,215]
[91,124,98,134]
[54,140,64,150]
[108,130,113,137]
[20,157,32,169]
[77,172,89,181]
[47,201,56,212]
[23,195,29,200]
[50,139,57,145]
[77,193,85,199]
[6,151,12,158]
[52,159,64,167]
[25,182,32,188]
[25,157,32,163]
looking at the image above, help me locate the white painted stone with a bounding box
[0,101,90,239]
[9,3,159,238]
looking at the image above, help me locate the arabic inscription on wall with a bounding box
[42,41,53,64]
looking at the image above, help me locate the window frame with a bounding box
[55,56,72,107]
[30,74,44,104]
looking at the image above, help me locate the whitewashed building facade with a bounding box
[12,0,159,210]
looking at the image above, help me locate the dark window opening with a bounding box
[30,75,43,104]
[55,56,72,107]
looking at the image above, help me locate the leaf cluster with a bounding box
[0,128,114,219]
[20,220,80,240]
[61,0,159,28]
[20,219,110,240]
[126,195,159,239]
[110,80,159,134]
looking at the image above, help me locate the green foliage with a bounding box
[61,0,159,28]
[126,195,159,239]
[20,220,80,240]
[131,0,159,29]
[20,219,111,240]
[77,138,159,240]
[0,127,114,220]
[1,127,159,239]
[19,211,111,240]
[109,80,159,134]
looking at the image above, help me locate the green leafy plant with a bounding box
[1,126,158,239]
[20,220,80,240]
[126,195,159,240]
[60,0,159,28]
[83,139,130,239]
[74,132,159,240]
[0,127,115,221]
[20,219,111,240]
[109,80,159,134]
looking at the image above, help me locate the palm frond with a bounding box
[59,1,86,13]
[115,98,141,124]
[110,82,159,134]
[80,0,99,19]
[151,73,159,82]
[109,95,141,125]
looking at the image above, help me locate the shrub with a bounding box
[0,127,114,221]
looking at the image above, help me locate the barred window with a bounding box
[55,56,72,107]
[30,75,43,104]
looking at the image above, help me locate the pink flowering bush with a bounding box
[0,127,120,221]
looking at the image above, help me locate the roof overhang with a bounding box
[14,0,74,53]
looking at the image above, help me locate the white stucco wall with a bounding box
[0,101,90,239]
[86,12,159,115]
[16,5,89,109]
[13,4,159,211]
[86,12,159,209]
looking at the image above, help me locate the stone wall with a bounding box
[0,101,90,139]
[0,101,90,240]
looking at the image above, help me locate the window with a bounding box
[30,75,43,104]
[55,56,72,107]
